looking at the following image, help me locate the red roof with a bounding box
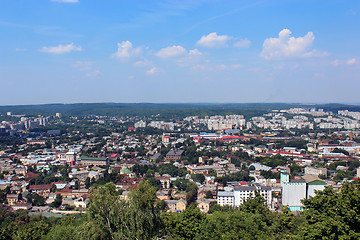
[29,185,52,191]
[25,172,39,179]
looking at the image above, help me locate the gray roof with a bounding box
[217,191,234,197]
[234,186,272,191]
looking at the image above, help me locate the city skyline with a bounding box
[1,0,360,105]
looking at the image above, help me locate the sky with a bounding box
[0,0,360,105]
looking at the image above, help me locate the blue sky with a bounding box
[0,0,359,105]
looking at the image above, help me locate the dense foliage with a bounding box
[0,181,360,239]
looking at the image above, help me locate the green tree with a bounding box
[51,194,62,208]
[300,182,360,239]
[13,220,50,240]
[88,181,161,240]
[164,203,205,240]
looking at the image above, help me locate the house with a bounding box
[156,176,171,189]
[74,197,88,208]
[27,139,46,145]
[6,194,20,206]
[156,190,169,200]
[165,199,186,212]
[28,185,52,197]
[304,166,327,177]
[166,150,184,162]
[12,202,32,211]
[78,156,109,166]
[196,198,212,213]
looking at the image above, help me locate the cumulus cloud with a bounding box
[133,59,152,67]
[51,0,78,3]
[260,29,319,60]
[347,58,357,65]
[233,39,251,48]
[113,41,142,60]
[40,43,82,54]
[196,32,232,48]
[146,67,158,75]
[155,45,187,58]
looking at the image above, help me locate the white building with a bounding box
[234,186,272,207]
[217,191,234,207]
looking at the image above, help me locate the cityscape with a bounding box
[1,0,360,239]
[0,104,360,238]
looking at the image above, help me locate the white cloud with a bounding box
[113,41,142,60]
[216,64,243,70]
[146,67,158,75]
[233,39,251,48]
[72,61,92,71]
[87,70,101,77]
[192,63,242,71]
[15,48,27,52]
[155,45,187,58]
[133,59,152,67]
[41,43,82,54]
[260,29,318,60]
[331,59,340,67]
[347,58,357,65]
[51,0,79,3]
[189,49,202,56]
[197,32,232,48]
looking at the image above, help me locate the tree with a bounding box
[51,194,62,208]
[88,181,161,240]
[191,173,205,184]
[50,184,57,193]
[27,193,46,206]
[85,177,91,189]
[205,191,213,199]
[14,220,50,240]
[164,203,205,240]
[300,182,360,239]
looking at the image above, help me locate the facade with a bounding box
[197,198,212,213]
[166,150,184,162]
[281,172,326,211]
[165,199,186,212]
[217,191,235,207]
[304,166,327,177]
[155,176,171,189]
[78,156,109,166]
[27,139,46,145]
[234,186,272,207]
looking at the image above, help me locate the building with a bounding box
[78,156,109,166]
[166,150,184,162]
[234,186,272,207]
[217,191,234,207]
[196,198,212,213]
[281,171,327,211]
[6,194,20,206]
[27,139,46,145]
[28,185,52,197]
[304,166,327,177]
[155,176,171,189]
[165,199,186,212]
